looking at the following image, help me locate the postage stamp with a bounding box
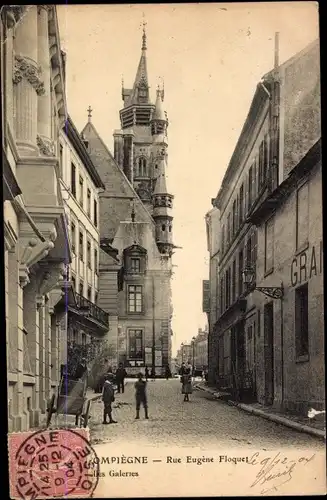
[8,428,100,499]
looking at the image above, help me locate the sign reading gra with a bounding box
[291,241,323,287]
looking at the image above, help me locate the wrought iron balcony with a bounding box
[75,292,109,329]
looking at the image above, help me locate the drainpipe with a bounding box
[152,275,156,376]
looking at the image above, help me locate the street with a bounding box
[87,378,325,497]
[88,378,324,451]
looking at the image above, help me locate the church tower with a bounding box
[113,24,174,257]
[151,88,174,257]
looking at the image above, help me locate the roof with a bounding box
[154,157,170,195]
[124,31,150,107]
[262,38,319,82]
[152,89,166,121]
[80,120,156,240]
[63,115,105,189]
[213,38,320,210]
[213,82,270,208]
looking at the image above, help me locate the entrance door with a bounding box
[264,302,274,405]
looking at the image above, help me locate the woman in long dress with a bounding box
[181,365,192,402]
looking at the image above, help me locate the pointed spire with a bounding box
[154,153,169,195]
[142,17,147,51]
[127,20,150,105]
[153,84,166,121]
[87,105,93,122]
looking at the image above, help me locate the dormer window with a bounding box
[123,244,147,275]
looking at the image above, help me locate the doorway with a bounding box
[264,302,274,405]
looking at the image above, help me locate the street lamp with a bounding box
[242,265,284,300]
[181,343,184,363]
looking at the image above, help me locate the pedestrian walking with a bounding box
[179,362,186,376]
[145,365,149,381]
[150,368,156,381]
[165,364,171,380]
[134,372,149,419]
[115,363,127,394]
[102,373,117,424]
[181,364,192,402]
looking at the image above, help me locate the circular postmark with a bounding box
[14,429,100,499]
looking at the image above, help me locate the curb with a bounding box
[194,385,326,440]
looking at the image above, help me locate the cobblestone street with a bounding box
[88,378,324,451]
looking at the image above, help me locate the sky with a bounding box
[57,2,319,356]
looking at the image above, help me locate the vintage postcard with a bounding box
[2,2,325,498]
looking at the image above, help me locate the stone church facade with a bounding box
[81,27,174,375]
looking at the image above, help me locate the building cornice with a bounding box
[64,116,105,189]
[247,138,321,226]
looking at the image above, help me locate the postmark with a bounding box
[8,428,100,499]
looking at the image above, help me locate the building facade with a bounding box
[58,116,109,373]
[204,208,220,384]
[2,6,71,431]
[80,28,174,376]
[207,38,323,414]
[247,40,322,415]
[193,327,209,371]
[210,78,270,400]
[176,343,192,369]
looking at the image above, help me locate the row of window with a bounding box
[219,229,257,313]
[69,159,98,227]
[70,221,98,271]
[221,135,269,257]
[71,274,98,303]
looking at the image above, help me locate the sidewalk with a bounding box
[194,382,326,440]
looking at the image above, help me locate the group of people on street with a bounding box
[101,371,148,424]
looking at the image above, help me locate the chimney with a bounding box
[123,129,134,184]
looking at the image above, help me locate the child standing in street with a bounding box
[134,372,149,419]
[102,373,117,424]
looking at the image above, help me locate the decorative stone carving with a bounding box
[37,135,55,157]
[38,262,66,296]
[13,55,45,96]
[136,181,152,201]
[2,6,26,29]
[159,148,166,159]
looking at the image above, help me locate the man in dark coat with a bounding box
[134,372,148,419]
[115,363,127,393]
[102,373,117,424]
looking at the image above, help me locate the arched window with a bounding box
[162,224,166,232]
[138,157,147,177]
